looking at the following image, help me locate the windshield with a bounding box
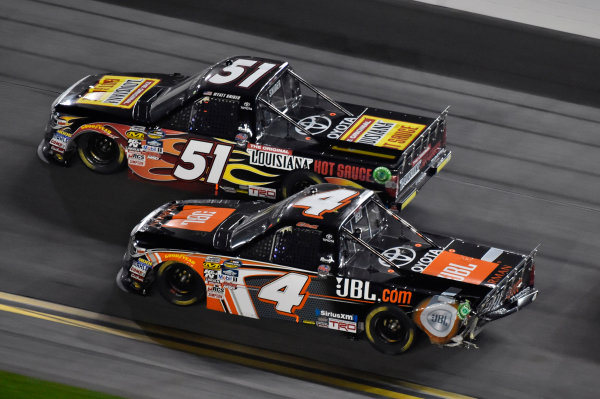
[149,68,210,118]
[228,191,306,249]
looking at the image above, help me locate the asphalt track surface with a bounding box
[1,0,599,398]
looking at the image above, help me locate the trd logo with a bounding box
[335,278,376,300]
[328,318,357,333]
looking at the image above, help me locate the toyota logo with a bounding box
[295,115,331,135]
[378,246,416,267]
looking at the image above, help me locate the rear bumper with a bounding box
[396,148,451,209]
[480,286,538,321]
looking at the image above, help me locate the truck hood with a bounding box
[134,199,269,250]
[53,72,191,123]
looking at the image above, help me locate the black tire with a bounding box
[156,261,206,306]
[365,305,416,355]
[281,170,324,198]
[77,133,125,174]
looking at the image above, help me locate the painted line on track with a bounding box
[0,291,475,399]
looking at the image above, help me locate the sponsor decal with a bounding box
[296,222,318,229]
[223,260,242,269]
[129,257,152,281]
[221,268,239,278]
[212,92,241,100]
[339,115,426,151]
[457,300,471,320]
[247,143,291,155]
[323,234,335,243]
[295,115,332,135]
[328,117,356,139]
[398,163,420,190]
[203,269,220,283]
[268,80,282,97]
[316,316,328,328]
[378,246,416,268]
[335,277,377,300]
[77,76,160,109]
[422,251,499,285]
[142,139,163,154]
[317,309,358,322]
[247,147,312,171]
[148,154,160,160]
[313,160,372,183]
[207,285,225,299]
[372,166,392,184]
[203,257,221,270]
[248,186,276,199]
[127,139,142,149]
[411,249,443,272]
[163,253,196,265]
[302,320,316,325]
[163,206,235,232]
[328,318,357,333]
[49,136,68,149]
[234,132,248,145]
[241,101,252,111]
[317,264,330,277]
[78,123,113,136]
[382,289,412,305]
[146,129,165,139]
[127,151,145,166]
[485,265,513,285]
[415,296,460,342]
[126,128,145,140]
[50,145,65,154]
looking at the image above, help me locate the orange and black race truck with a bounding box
[118,184,538,354]
[38,55,451,208]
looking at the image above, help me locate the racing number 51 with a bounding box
[173,140,232,183]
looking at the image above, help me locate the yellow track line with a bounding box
[0,292,474,399]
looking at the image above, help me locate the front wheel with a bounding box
[156,261,205,306]
[365,305,416,354]
[77,133,125,173]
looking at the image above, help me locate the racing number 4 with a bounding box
[292,188,359,218]
[173,140,232,183]
[258,273,309,315]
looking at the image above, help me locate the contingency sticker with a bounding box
[77,75,160,109]
[339,115,426,151]
[163,206,236,232]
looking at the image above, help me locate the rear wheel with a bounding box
[365,305,416,354]
[157,261,205,306]
[77,133,125,173]
[281,170,324,198]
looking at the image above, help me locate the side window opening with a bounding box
[189,96,239,138]
[239,226,323,271]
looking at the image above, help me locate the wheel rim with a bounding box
[165,265,197,296]
[88,135,119,164]
[375,314,406,343]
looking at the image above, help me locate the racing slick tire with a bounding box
[77,132,125,174]
[365,305,416,354]
[156,261,206,306]
[281,170,324,198]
